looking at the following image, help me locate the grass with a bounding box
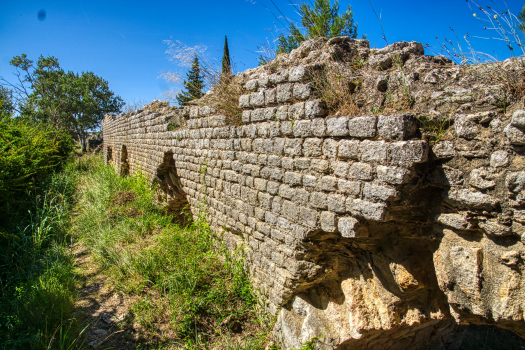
[0,159,80,350]
[72,154,272,349]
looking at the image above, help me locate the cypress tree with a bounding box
[221,36,231,81]
[176,55,205,106]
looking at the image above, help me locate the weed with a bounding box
[73,155,271,348]
[416,114,452,144]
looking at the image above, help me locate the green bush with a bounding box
[0,116,73,227]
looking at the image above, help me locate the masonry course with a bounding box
[104,37,525,350]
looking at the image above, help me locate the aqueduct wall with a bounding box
[103,38,525,349]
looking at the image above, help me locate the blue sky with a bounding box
[1,0,524,108]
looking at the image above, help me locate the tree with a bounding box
[0,87,14,119]
[1,54,123,152]
[221,36,232,81]
[276,0,358,55]
[176,55,205,106]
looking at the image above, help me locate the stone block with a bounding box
[300,206,318,227]
[284,138,302,156]
[338,140,360,160]
[281,157,294,170]
[281,121,293,136]
[446,188,499,209]
[294,158,311,169]
[348,116,377,138]
[338,179,362,195]
[279,184,294,199]
[293,83,312,100]
[268,155,281,167]
[293,189,309,206]
[289,102,305,119]
[377,114,418,140]
[348,162,373,180]
[245,79,258,91]
[490,150,508,168]
[504,123,525,145]
[293,120,312,137]
[309,192,328,209]
[267,181,280,195]
[265,88,277,105]
[432,141,455,159]
[346,198,386,221]
[251,109,265,122]
[359,140,388,163]
[277,83,293,103]
[284,172,302,186]
[436,213,473,230]
[376,165,409,185]
[289,65,307,82]
[257,122,270,137]
[338,217,368,238]
[250,91,265,107]
[311,118,326,136]
[239,94,250,108]
[242,110,251,123]
[269,121,281,137]
[270,168,284,181]
[323,139,338,158]
[269,69,289,84]
[282,200,300,220]
[276,105,289,120]
[264,107,278,120]
[511,110,525,128]
[389,141,429,167]
[254,178,267,191]
[327,117,349,136]
[303,175,318,188]
[331,161,349,178]
[311,159,329,173]
[303,138,323,157]
[320,211,337,232]
[328,194,346,213]
[306,100,327,119]
[363,183,397,201]
[319,176,338,192]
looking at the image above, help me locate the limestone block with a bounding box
[284,172,302,186]
[289,65,307,82]
[264,107,278,121]
[378,114,418,141]
[277,84,293,103]
[376,165,409,185]
[258,76,269,88]
[310,191,328,209]
[490,150,509,168]
[300,206,318,227]
[432,141,455,159]
[257,122,270,137]
[303,175,318,188]
[327,194,346,213]
[510,110,525,128]
[305,100,326,119]
[338,216,367,237]
[322,139,338,158]
[294,158,311,170]
[276,105,289,120]
[311,118,326,137]
[293,83,312,100]
[251,109,265,122]
[504,123,525,145]
[284,139,302,156]
[469,167,496,189]
[282,200,300,220]
[360,140,388,163]
[319,176,338,192]
[289,102,305,120]
[269,70,289,84]
[479,219,511,236]
[346,198,386,221]
[363,183,397,201]
[331,161,349,178]
[242,110,251,123]
[455,114,479,139]
[338,179,362,195]
[348,162,373,181]
[250,91,265,107]
[245,79,258,91]
[436,213,473,230]
[338,140,360,159]
[348,116,377,138]
[267,181,280,195]
[293,120,312,138]
[282,157,294,170]
[368,54,392,71]
[446,188,499,209]
[320,211,337,232]
[281,121,293,136]
[326,117,349,136]
[389,141,429,167]
[506,171,525,193]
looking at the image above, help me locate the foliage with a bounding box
[221,36,232,80]
[0,161,79,350]
[0,86,14,118]
[518,0,525,33]
[73,155,270,348]
[1,54,123,151]
[0,116,73,221]
[176,56,205,106]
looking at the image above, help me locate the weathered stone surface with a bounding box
[377,114,418,141]
[504,123,525,145]
[446,188,499,209]
[348,116,377,138]
[432,141,455,159]
[346,198,386,221]
[376,165,409,184]
[326,117,349,136]
[490,150,508,168]
[510,110,525,128]
[389,141,429,167]
[436,213,473,230]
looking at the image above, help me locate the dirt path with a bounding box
[73,242,138,350]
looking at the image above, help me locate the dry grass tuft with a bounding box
[199,76,245,126]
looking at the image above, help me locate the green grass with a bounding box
[73,155,271,349]
[0,159,81,350]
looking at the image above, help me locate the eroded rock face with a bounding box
[103,38,525,349]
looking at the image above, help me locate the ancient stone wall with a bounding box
[103,38,525,349]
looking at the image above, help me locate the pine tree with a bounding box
[176,55,204,106]
[221,36,231,81]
